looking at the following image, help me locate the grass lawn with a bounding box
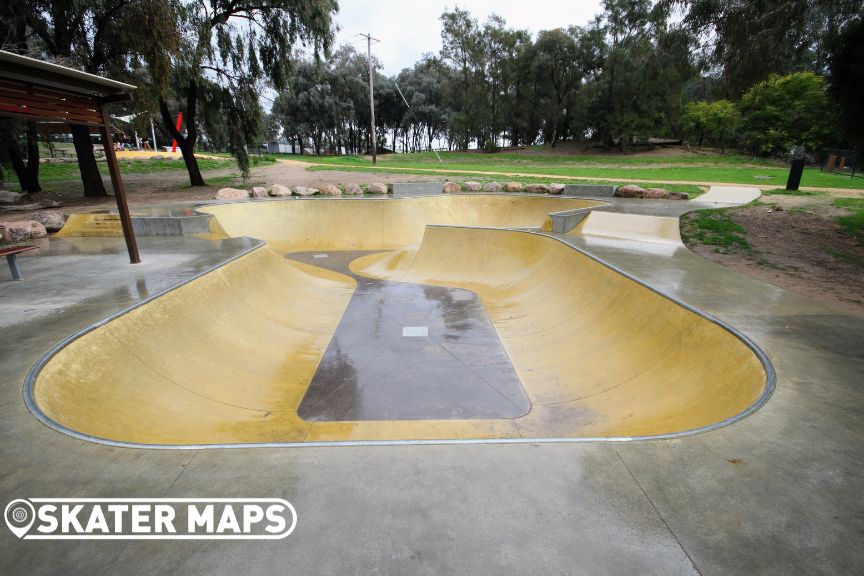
[1,155,278,187]
[303,150,864,191]
[680,209,751,252]
[14,157,236,183]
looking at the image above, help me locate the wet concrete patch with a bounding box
[287,251,530,421]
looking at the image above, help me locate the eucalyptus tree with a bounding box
[510,40,544,146]
[480,17,530,148]
[327,46,364,153]
[586,0,694,148]
[390,57,449,152]
[827,16,864,152]
[271,84,303,153]
[2,0,176,196]
[0,1,38,192]
[410,57,450,151]
[672,0,864,97]
[440,8,486,150]
[0,120,40,193]
[148,0,337,185]
[374,77,404,152]
[532,26,603,146]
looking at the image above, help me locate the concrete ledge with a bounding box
[391,182,444,196]
[131,215,213,236]
[563,184,617,197]
[547,209,593,233]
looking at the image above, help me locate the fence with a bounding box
[821,149,859,178]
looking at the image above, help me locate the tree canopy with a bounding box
[2,0,864,196]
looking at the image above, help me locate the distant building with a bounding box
[266,141,301,154]
[265,141,352,155]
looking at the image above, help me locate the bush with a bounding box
[682,100,739,152]
[738,72,834,156]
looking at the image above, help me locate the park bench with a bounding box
[0,245,38,281]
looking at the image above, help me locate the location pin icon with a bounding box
[5,499,36,539]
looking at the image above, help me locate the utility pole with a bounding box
[150,119,158,151]
[358,32,380,164]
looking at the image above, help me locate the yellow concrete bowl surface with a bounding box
[31,195,771,446]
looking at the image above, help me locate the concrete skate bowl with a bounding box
[28,195,773,447]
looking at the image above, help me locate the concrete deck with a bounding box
[1,191,862,574]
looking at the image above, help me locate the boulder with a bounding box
[0,220,46,243]
[214,187,249,200]
[443,182,461,193]
[667,191,690,201]
[367,182,388,194]
[292,186,318,196]
[643,188,668,199]
[0,190,26,204]
[250,186,268,198]
[615,185,645,198]
[462,181,482,191]
[482,182,502,192]
[549,183,566,195]
[32,211,65,232]
[320,184,342,196]
[344,183,363,195]
[28,221,47,238]
[503,182,523,192]
[268,184,292,197]
[525,184,550,194]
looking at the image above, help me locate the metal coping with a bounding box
[194,191,614,205]
[22,198,776,450]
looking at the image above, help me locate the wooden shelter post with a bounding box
[98,114,140,264]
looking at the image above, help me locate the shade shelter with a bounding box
[0,50,140,263]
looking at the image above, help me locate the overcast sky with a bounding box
[332,1,604,75]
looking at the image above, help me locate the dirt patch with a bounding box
[684,195,864,316]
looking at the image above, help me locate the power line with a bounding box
[394,82,443,164]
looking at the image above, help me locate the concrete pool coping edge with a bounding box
[21,202,776,450]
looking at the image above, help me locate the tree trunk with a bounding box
[72,124,107,196]
[24,122,41,192]
[5,140,28,191]
[550,112,560,148]
[178,138,204,186]
[159,81,205,187]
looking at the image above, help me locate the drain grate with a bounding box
[402,326,429,337]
